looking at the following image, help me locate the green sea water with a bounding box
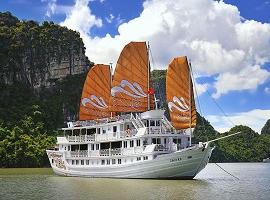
[0,163,269,200]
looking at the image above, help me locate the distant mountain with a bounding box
[261,119,270,135]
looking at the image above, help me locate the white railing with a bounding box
[67,135,95,142]
[67,146,147,158]
[119,130,137,138]
[100,149,110,156]
[69,150,88,157]
[110,148,122,155]
[162,116,174,130]
[154,144,169,152]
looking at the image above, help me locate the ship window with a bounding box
[143,156,148,160]
[156,120,160,126]
[101,160,105,165]
[124,141,127,148]
[143,139,148,146]
[76,160,79,165]
[72,160,74,165]
[157,138,161,144]
[81,129,86,135]
[87,128,95,135]
[80,144,88,150]
[150,120,155,126]
[118,159,121,164]
[187,156,192,159]
[107,160,110,165]
[130,140,134,147]
[136,140,141,146]
[112,159,116,164]
[91,144,94,150]
[96,144,100,150]
[152,138,156,144]
[137,157,141,161]
[81,160,84,165]
[113,126,117,132]
[86,160,89,165]
[97,128,100,134]
[173,138,181,144]
[68,146,70,151]
[103,129,106,134]
[52,159,54,164]
[64,146,67,150]
[164,138,167,145]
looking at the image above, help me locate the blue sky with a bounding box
[1,0,270,133]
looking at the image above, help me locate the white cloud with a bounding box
[105,14,115,24]
[194,82,208,97]
[213,65,270,98]
[43,0,57,17]
[60,0,102,35]
[43,0,72,18]
[265,87,270,95]
[206,109,270,133]
[57,0,270,98]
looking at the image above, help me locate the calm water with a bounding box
[0,163,269,200]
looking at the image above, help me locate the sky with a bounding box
[1,0,270,133]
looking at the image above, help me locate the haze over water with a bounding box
[0,163,269,200]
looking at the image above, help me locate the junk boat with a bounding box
[46,42,215,179]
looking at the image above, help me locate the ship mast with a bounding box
[188,60,192,146]
[147,42,150,111]
[110,62,113,117]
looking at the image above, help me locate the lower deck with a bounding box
[47,144,213,179]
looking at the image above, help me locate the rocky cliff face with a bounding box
[0,12,91,89]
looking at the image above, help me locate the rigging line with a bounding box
[205,89,235,127]
[149,43,163,107]
[190,62,235,128]
[214,163,240,180]
[189,61,206,138]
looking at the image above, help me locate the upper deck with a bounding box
[57,110,191,145]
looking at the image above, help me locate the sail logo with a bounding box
[168,96,189,112]
[111,80,147,98]
[82,95,108,109]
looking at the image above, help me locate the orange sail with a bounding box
[110,42,153,112]
[79,64,112,120]
[166,56,196,130]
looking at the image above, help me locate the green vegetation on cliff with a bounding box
[0,12,90,167]
[261,119,270,135]
[211,126,270,162]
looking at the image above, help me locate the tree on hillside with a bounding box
[261,119,270,135]
[210,125,266,162]
[193,112,219,143]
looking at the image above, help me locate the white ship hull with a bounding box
[47,145,213,179]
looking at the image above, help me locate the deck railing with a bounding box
[67,135,95,142]
[67,147,145,158]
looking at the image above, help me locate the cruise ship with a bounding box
[46,42,214,179]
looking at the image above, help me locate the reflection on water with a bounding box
[0,163,269,200]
